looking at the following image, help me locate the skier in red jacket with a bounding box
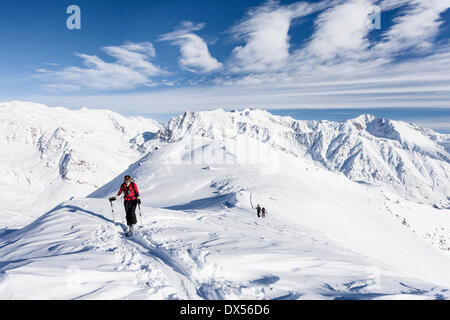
[111,175,140,235]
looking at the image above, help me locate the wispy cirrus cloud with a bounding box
[159,21,222,74]
[374,0,449,56]
[305,0,373,60]
[29,0,450,112]
[38,42,165,91]
[221,0,449,93]
[228,1,326,73]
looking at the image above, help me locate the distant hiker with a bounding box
[256,204,261,218]
[110,175,141,235]
[261,207,266,219]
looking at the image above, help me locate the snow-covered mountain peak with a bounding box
[154,109,449,207]
[158,108,423,145]
[157,108,290,142]
[0,101,162,226]
[343,113,375,131]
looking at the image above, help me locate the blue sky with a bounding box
[0,0,449,119]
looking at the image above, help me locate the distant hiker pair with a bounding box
[256,204,267,218]
[109,175,141,235]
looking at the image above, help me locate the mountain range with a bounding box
[0,101,449,299]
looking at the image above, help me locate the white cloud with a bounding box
[121,42,156,57]
[306,0,373,60]
[29,0,450,111]
[41,83,81,93]
[228,1,325,73]
[103,42,161,75]
[222,0,450,97]
[39,42,164,91]
[374,0,450,56]
[160,21,223,73]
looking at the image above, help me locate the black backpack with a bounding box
[122,181,139,197]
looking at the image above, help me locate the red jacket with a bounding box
[117,182,140,200]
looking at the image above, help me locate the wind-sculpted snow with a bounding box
[156,109,450,208]
[1,196,450,299]
[0,101,161,227]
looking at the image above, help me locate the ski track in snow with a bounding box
[77,202,450,299]
[1,197,450,299]
[87,222,199,299]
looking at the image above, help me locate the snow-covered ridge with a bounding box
[3,197,450,299]
[0,101,161,226]
[156,109,450,207]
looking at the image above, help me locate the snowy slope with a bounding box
[0,101,161,227]
[1,107,450,299]
[91,126,450,279]
[156,110,450,208]
[2,133,450,299]
[1,196,449,299]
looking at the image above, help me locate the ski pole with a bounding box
[138,203,143,226]
[109,198,116,224]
